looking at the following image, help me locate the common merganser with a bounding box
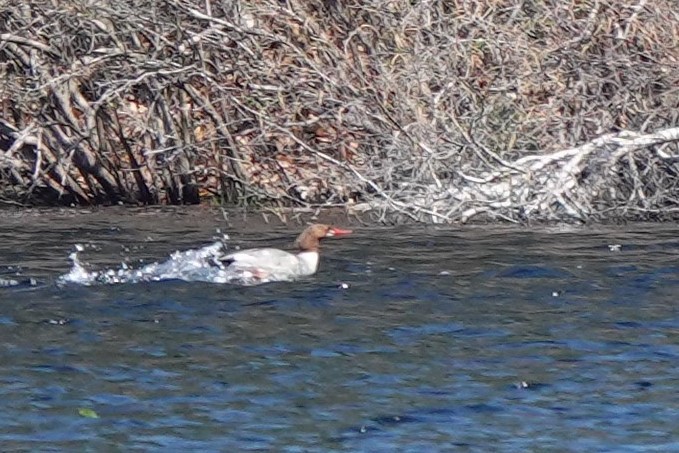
[216,224,352,280]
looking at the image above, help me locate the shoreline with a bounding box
[2,204,678,229]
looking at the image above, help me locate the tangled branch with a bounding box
[0,0,677,223]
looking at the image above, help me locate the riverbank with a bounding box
[4,204,678,232]
[1,1,678,223]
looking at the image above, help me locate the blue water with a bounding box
[1,208,679,451]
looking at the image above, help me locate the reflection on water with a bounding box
[1,209,679,451]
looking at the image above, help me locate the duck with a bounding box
[215,224,352,280]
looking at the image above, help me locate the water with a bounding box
[2,208,679,451]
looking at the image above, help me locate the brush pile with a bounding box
[1,0,678,222]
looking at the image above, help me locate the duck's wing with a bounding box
[217,248,300,272]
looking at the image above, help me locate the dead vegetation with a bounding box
[0,0,678,223]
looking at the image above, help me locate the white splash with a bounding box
[58,241,278,287]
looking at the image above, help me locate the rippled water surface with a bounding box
[2,208,679,451]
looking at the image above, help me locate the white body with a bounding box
[216,224,351,282]
[221,248,320,278]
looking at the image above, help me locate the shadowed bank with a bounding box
[1,0,678,223]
